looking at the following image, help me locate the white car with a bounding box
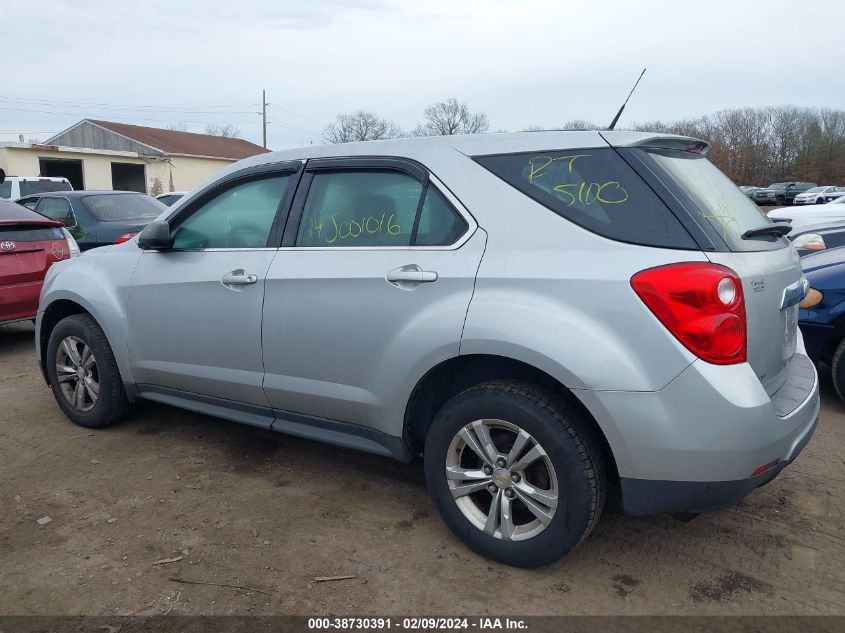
[769,195,845,233]
[0,176,73,199]
[792,186,840,205]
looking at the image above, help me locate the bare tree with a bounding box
[412,98,489,136]
[322,111,403,143]
[167,122,189,132]
[204,123,241,138]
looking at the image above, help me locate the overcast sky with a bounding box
[2,0,843,148]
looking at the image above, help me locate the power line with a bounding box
[267,119,319,136]
[0,105,256,126]
[268,103,323,126]
[0,95,259,111]
[0,97,258,116]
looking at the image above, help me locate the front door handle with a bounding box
[386,265,438,288]
[221,269,258,286]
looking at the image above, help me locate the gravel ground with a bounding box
[1,321,843,616]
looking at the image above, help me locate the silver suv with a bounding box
[36,131,820,567]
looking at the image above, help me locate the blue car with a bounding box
[799,246,845,400]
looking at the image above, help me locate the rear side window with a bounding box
[19,180,72,196]
[0,181,11,199]
[475,148,695,249]
[295,170,468,248]
[36,197,76,227]
[0,225,64,241]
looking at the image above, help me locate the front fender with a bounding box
[37,246,142,385]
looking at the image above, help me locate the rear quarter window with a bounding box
[474,148,696,249]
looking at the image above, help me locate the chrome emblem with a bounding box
[0,240,15,251]
[51,242,65,259]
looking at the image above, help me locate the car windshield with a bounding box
[768,183,788,190]
[19,180,72,196]
[805,187,827,193]
[646,149,775,251]
[82,193,165,221]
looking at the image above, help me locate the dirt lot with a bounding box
[1,321,843,616]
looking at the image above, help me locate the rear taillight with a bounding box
[115,232,138,244]
[60,228,81,258]
[631,262,746,365]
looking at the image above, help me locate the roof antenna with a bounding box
[607,68,647,131]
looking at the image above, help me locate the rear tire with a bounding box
[46,314,130,428]
[423,380,605,568]
[830,337,845,404]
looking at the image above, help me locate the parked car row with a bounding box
[742,182,845,206]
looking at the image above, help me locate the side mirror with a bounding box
[138,220,172,250]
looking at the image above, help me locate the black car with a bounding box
[751,181,817,206]
[16,190,166,250]
[790,220,845,256]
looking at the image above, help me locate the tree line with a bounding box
[323,102,845,186]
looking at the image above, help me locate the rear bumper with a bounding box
[620,413,817,515]
[576,347,820,515]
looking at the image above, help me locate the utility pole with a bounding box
[262,89,268,148]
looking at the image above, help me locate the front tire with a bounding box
[46,314,130,428]
[423,381,605,568]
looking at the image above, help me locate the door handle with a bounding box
[386,265,438,287]
[221,269,258,286]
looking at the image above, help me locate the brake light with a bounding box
[631,263,746,365]
[115,232,138,244]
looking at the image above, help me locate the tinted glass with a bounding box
[475,148,695,248]
[415,187,468,246]
[0,225,64,241]
[171,175,289,249]
[36,197,75,227]
[157,194,183,207]
[297,170,422,247]
[83,194,164,221]
[17,198,39,210]
[19,180,72,196]
[646,149,778,252]
[0,181,10,199]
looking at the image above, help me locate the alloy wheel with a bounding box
[55,336,99,412]
[445,419,558,541]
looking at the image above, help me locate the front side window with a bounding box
[36,197,76,227]
[171,174,290,249]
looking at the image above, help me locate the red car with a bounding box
[1,195,79,325]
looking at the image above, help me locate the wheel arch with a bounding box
[403,353,620,484]
[38,293,134,389]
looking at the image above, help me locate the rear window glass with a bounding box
[645,149,775,251]
[19,180,72,196]
[474,148,695,249]
[0,225,64,241]
[82,194,165,221]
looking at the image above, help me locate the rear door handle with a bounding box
[221,269,258,286]
[386,265,438,286]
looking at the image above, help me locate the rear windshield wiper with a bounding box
[741,223,792,240]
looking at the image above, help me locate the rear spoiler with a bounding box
[600,132,711,157]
